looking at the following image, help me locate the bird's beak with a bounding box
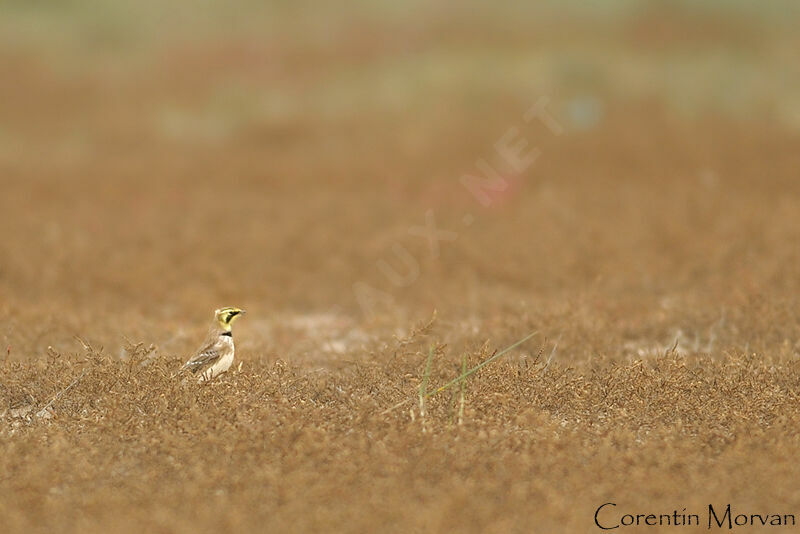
[238,310,246,316]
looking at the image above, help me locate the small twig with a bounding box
[664,336,679,357]
[37,368,88,417]
[395,310,438,347]
[542,335,561,373]
[381,397,413,415]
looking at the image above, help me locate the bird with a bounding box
[179,307,246,382]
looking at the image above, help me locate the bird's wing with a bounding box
[181,340,223,375]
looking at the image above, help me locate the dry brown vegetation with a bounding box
[3,338,800,533]
[2,2,800,533]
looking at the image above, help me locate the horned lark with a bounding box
[180,307,246,382]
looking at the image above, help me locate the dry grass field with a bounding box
[2,2,800,533]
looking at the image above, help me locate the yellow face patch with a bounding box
[215,307,245,328]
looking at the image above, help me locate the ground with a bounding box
[1,2,800,533]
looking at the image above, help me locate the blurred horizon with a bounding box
[2,1,799,140]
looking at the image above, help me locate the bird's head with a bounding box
[215,307,246,331]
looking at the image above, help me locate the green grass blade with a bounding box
[458,353,467,425]
[426,331,538,398]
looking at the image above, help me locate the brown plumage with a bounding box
[179,307,245,382]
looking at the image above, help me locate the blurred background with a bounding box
[1,1,799,363]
